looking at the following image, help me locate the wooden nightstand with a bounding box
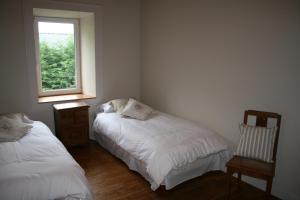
[53,102,90,148]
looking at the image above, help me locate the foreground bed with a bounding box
[93,111,231,190]
[0,121,93,200]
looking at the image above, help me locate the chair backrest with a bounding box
[243,110,282,162]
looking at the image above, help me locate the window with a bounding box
[34,17,81,96]
[28,8,96,103]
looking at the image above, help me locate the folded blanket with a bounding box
[0,113,33,142]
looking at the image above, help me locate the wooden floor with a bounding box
[69,141,280,200]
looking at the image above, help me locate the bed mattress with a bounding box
[0,121,93,200]
[93,111,231,190]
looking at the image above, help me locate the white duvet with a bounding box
[0,121,93,200]
[93,111,229,190]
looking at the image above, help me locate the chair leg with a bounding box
[237,172,242,189]
[266,177,273,198]
[227,169,233,200]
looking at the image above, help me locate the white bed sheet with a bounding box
[93,111,231,190]
[0,121,93,200]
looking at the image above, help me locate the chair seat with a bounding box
[226,156,274,178]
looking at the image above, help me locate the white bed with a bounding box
[93,111,231,190]
[0,121,93,200]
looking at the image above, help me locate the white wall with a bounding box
[0,0,140,138]
[141,0,300,199]
[102,0,141,99]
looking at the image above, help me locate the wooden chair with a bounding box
[226,110,281,199]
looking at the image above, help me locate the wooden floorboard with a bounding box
[69,141,280,200]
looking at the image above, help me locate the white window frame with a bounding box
[34,17,82,97]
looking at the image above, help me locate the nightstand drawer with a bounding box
[59,110,75,124]
[53,102,90,148]
[70,125,89,145]
[60,125,89,147]
[74,109,89,124]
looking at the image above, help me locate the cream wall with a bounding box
[0,0,140,138]
[141,0,300,199]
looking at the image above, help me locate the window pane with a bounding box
[38,21,76,91]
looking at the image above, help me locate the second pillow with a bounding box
[121,99,153,120]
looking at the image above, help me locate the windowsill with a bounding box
[38,94,96,103]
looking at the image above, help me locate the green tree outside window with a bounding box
[39,37,76,91]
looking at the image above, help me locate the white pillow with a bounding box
[98,102,114,113]
[121,99,153,120]
[111,99,129,113]
[235,123,277,163]
[1,113,34,124]
[0,116,33,142]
